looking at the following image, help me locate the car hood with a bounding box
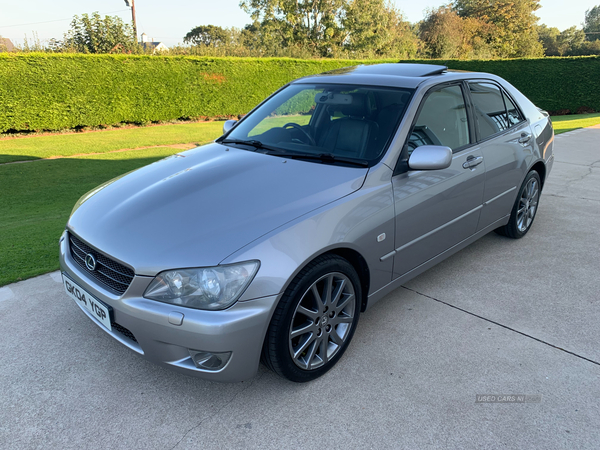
[68,143,367,275]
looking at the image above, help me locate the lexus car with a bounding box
[60,63,554,382]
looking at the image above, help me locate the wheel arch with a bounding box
[530,160,547,189]
[266,245,373,313]
[323,248,371,312]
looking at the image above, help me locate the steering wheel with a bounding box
[283,123,316,146]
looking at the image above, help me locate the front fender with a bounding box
[221,164,396,303]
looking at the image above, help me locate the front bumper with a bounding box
[59,232,278,382]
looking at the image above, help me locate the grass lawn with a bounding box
[0,147,179,286]
[249,115,311,136]
[0,121,223,164]
[552,113,600,134]
[1,113,599,287]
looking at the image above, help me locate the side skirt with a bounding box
[365,214,510,311]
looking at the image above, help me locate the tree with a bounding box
[419,6,493,59]
[240,0,346,55]
[238,0,418,57]
[538,24,600,56]
[557,26,587,55]
[342,0,418,58]
[184,25,231,47]
[577,39,600,54]
[63,12,137,53]
[453,0,543,57]
[537,24,561,55]
[584,6,600,40]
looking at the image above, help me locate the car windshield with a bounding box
[221,83,413,167]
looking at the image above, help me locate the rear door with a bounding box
[391,83,486,278]
[466,81,533,230]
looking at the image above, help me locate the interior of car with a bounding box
[240,86,412,163]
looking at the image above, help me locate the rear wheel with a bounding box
[496,170,541,239]
[262,255,361,382]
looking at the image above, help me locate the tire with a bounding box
[262,255,362,382]
[495,170,541,239]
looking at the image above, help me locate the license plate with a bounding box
[63,274,112,331]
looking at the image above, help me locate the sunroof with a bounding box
[352,63,448,77]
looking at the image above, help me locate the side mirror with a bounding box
[408,145,452,170]
[222,119,238,134]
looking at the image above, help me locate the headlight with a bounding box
[143,261,260,311]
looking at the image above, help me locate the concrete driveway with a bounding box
[1,126,599,450]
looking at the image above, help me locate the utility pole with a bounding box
[124,0,138,43]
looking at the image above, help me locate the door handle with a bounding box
[518,132,532,144]
[463,155,483,169]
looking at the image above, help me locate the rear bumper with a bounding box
[59,231,278,382]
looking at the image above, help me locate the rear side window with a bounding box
[503,91,524,126]
[408,84,470,153]
[468,82,510,140]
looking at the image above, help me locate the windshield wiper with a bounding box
[264,151,369,167]
[219,138,284,154]
[220,140,368,167]
[219,138,263,149]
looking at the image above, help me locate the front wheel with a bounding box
[262,255,361,382]
[495,170,541,239]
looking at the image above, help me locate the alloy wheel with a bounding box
[288,272,356,370]
[517,177,539,232]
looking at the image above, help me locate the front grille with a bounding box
[69,233,135,295]
[111,322,138,343]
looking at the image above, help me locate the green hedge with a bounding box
[1,54,599,133]
[428,57,600,115]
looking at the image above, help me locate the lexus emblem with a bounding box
[85,253,97,271]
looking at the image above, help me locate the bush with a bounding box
[1,54,599,133]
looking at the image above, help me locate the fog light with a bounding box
[189,350,232,371]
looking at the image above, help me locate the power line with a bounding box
[0,9,130,29]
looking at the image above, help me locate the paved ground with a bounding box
[1,127,598,450]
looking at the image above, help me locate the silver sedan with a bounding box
[60,63,554,382]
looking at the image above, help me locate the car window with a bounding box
[409,84,470,154]
[248,89,317,137]
[468,82,510,140]
[503,91,524,126]
[225,84,413,166]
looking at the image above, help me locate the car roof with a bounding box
[345,63,449,77]
[292,63,490,90]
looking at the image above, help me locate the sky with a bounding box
[1,0,597,47]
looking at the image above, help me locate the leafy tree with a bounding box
[584,6,600,40]
[342,0,418,58]
[63,12,137,53]
[453,0,543,57]
[557,26,587,55]
[537,24,599,56]
[239,0,417,57]
[240,0,346,55]
[537,24,561,55]
[419,6,493,59]
[577,39,600,54]
[184,25,231,47]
